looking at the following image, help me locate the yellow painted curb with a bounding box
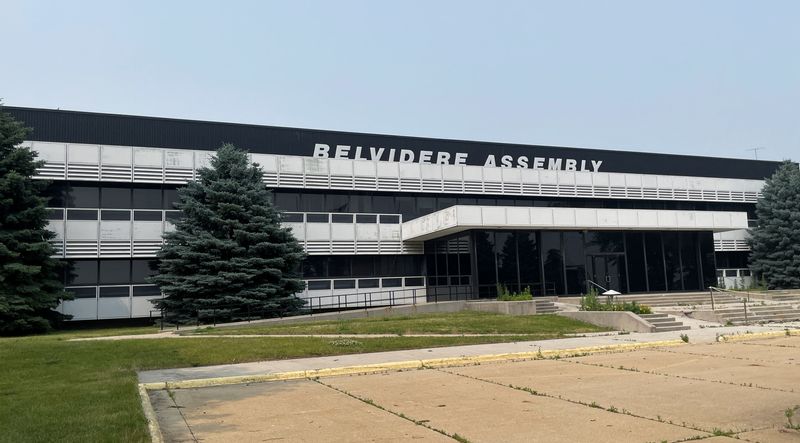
[718,329,800,343]
[142,339,685,391]
[137,384,164,443]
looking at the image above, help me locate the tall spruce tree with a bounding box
[0,107,68,334]
[748,160,800,289]
[150,144,306,323]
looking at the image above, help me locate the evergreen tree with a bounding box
[150,144,306,323]
[748,160,800,289]
[0,107,68,334]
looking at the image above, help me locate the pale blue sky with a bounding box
[2,1,798,161]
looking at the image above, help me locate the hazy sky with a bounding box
[2,1,798,161]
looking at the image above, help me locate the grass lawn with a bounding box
[0,314,605,442]
[189,311,605,336]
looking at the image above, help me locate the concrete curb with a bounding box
[137,383,164,443]
[139,338,685,392]
[717,328,800,342]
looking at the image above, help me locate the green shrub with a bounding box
[496,285,534,301]
[579,287,652,314]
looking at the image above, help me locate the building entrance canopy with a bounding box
[402,206,748,241]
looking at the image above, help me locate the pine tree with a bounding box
[0,107,68,334]
[149,144,306,323]
[748,160,800,289]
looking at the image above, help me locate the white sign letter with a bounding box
[313,143,330,158]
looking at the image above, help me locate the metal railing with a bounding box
[149,285,476,330]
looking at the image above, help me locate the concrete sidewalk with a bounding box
[138,322,798,384]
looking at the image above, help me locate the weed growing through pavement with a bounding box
[786,405,800,430]
[680,333,689,343]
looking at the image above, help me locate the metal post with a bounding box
[709,288,715,311]
[413,288,417,305]
[160,309,164,331]
[309,297,313,316]
[247,305,251,322]
[743,299,748,325]
[213,309,216,326]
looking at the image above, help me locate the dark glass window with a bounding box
[101,210,131,221]
[372,195,395,213]
[328,258,351,277]
[301,193,325,212]
[306,213,329,223]
[625,232,648,292]
[163,188,180,210]
[541,231,564,295]
[662,232,682,291]
[349,194,372,213]
[680,232,701,291]
[66,186,100,208]
[351,256,374,277]
[99,260,131,285]
[67,287,97,298]
[99,286,130,298]
[517,232,540,291]
[134,211,162,221]
[437,197,457,210]
[563,231,585,294]
[101,186,131,209]
[281,213,303,223]
[584,232,624,254]
[273,192,300,211]
[379,215,400,224]
[326,194,349,212]
[495,232,518,291]
[132,187,163,209]
[358,279,380,288]
[699,232,717,288]
[405,277,425,287]
[68,260,98,285]
[133,286,161,297]
[46,208,64,220]
[417,197,436,215]
[644,232,666,291]
[303,257,328,278]
[44,183,66,207]
[395,196,415,218]
[67,209,98,220]
[356,214,377,223]
[474,232,497,291]
[331,214,353,223]
[132,260,158,284]
[307,280,331,290]
[333,279,356,289]
[381,278,402,288]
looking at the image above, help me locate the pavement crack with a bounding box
[165,387,199,443]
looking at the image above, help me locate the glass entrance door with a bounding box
[586,254,627,293]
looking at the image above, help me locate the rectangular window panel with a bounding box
[358,279,380,289]
[131,260,158,284]
[381,278,402,288]
[163,188,180,210]
[662,232,682,291]
[349,194,372,213]
[99,260,131,285]
[584,232,624,254]
[541,231,564,295]
[495,232,518,290]
[333,279,355,289]
[133,286,161,297]
[644,232,666,291]
[517,232,540,290]
[351,256,375,277]
[680,232,701,291]
[331,214,353,223]
[307,280,331,290]
[67,287,97,298]
[404,277,424,287]
[66,186,100,208]
[273,192,300,212]
[67,260,98,285]
[100,186,132,209]
[396,196,416,219]
[563,231,585,294]
[134,211,162,221]
[132,187,163,209]
[302,257,328,278]
[379,215,400,224]
[328,257,351,277]
[45,183,66,207]
[625,232,648,292]
[306,213,328,223]
[101,210,131,221]
[164,211,184,222]
[355,214,377,223]
[372,195,395,213]
[325,194,349,212]
[46,208,64,220]
[474,231,497,288]
[67,209,98,220]
[99,286,130,298]
[280,212,303,223]
[301,193,325,212]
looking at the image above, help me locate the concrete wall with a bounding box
[558,311,655,333]
[466,301,538,315]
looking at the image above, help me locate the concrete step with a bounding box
[653,325,691,332]
[650,321,686,328]
[639,313,669,319]
[645,317,681,324]
[721,313,800,324]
